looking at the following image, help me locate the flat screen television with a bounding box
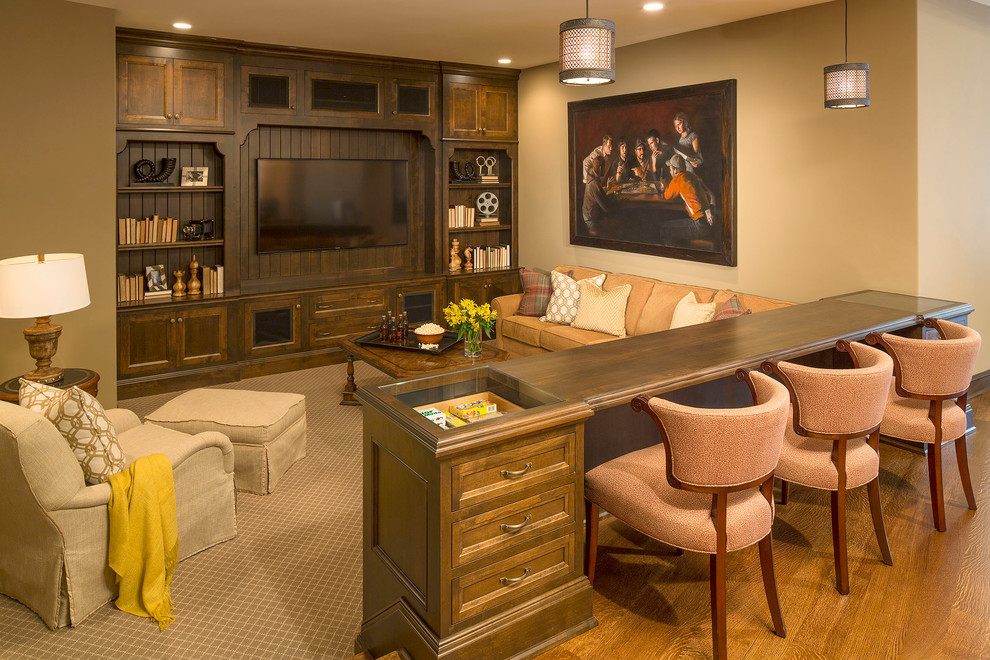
[257,158,409,254]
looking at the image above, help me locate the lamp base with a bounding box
[22,316,64,385]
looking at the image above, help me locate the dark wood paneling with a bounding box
[374,443,430,601]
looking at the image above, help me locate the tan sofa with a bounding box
[493,265,793,359]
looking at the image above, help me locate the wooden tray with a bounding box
[353,329,461,353]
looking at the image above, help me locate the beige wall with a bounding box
[0,0,117,404]
[519,0,918,305]
[918,0,990,372]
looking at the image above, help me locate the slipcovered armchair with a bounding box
[0,401,236,629]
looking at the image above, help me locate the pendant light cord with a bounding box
[844,0,849,63]
[586,0,590,19]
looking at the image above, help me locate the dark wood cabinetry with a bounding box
[117,54,226,128]
[448,271,521,307]
[240,65,298,116]
[443,72,518,140]
[118,303,229,377]
[244,295,303,357]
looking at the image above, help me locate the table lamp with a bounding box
[0,253,91,384]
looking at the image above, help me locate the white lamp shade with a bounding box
[0,253,91,319]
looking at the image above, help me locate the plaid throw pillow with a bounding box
[516,268,554,317]
[710,294,752,322]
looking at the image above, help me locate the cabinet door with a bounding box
[392,79,435,124]
[306,72,383,119]
[118,310,175,376]
[117,55,172,126]
[448,277,487,307]
[480,85,517,139]
[241,65,298,116]
[397,282,443,324]
[243,296,302,357]
[173,59,225,128]
[177,305,229,367]
[445,82,482,138]
[483,272,522,303]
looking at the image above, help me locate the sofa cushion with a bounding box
[670,292,718,329]
[711,289,792,313]
[602,273,660,336]
[711,294,752,322]
[572,280,631,337]
[501,314,548,347]
[19,380,126,486]
[541,271,606,325]
[634,283,718,335]
[555,265,608,282]
[541,325,620,352]
[516,268,555,317]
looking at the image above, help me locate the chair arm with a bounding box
[106,408,142,433]
[59,482,111,510]
[190,431,236,474]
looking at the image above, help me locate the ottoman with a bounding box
[146,388,306,495]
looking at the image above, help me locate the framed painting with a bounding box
[568,80,737,266]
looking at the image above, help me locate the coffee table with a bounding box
[339,333,508,405]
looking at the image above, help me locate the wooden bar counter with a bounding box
[355,291,973,660]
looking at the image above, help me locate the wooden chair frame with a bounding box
[761,339,892,595]
[584,369,785,660]
[866,319,978,532]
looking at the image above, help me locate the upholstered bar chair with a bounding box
[584,370,789,660]
[866,319,981,532]
[761,340,894,595]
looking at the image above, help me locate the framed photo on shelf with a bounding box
[145,264,169,292]
[181,166,209,187]
[567,80,737,267]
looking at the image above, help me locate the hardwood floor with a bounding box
[538,396,990,659]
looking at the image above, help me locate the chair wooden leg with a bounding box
[757,533,786,637]
[955,435,978,511]
[830,488,849,595]
[927,442,947,532]
[584,499,599,586]
[867,477,893,565]
[710,551,727,660]
[779,479,790,505]
[673,547,684,556]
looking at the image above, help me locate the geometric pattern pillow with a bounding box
[540,270,606,325]
[710,294,752,322]
[668,291,717,329]
[571,280,631,337]
[516,268,554,317]
[19,379,126,485]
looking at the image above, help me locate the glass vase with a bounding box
[463,328,483,358]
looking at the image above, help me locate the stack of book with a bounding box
[480,173,499,184]
[477,215,500,226]
[117,274,151,302]
[466,244,510,270]
[118,215,180,245]
[200,265,225,295]
[448,205,475,228]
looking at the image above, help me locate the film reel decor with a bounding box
[475,191,499,219]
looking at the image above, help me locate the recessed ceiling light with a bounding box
[173,22,192,29]
[497,58,512,64]
[643,2,664,10]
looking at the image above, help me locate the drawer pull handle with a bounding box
[315,332,335,338]
[499,567,531,586]
[499,515,532,533]
[366,299,379,304]
[500,462,532,479]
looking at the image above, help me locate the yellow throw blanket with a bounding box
[108,453,178,630]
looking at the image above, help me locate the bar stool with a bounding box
[866,319,980,531]
[761,340,894,595]
[584,370,789,660]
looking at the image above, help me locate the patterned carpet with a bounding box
[0,361,390,659]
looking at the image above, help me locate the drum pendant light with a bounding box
[559,0,615,85]
[824,0,869,108]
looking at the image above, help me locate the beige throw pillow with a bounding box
[571,280,631,337]
[669,291,717,329]
[19,379,126,485]
[540,271,607,325]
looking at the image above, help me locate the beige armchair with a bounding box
[0,401,236,629]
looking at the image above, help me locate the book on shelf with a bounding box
[480,175,499,183]
[466,243,510,270]
[477,217,499,225]
[199,265,224,295]
[447,204,475,228]
[118,216,180,246]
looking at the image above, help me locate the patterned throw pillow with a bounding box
[516,268,554,317]
[669,291,718,329]
[19,379,126,485]
[540,271,607,325]
[710,294,752,322]
[571,280,632,337]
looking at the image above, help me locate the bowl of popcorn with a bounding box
[413,323,446,345]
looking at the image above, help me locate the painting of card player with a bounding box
[567,80,736,266]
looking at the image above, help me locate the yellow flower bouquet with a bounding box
[443,298,497,358]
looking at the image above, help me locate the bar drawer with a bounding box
[310,286,387,318]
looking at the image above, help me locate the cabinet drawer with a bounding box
[451,533,574,625]
[309,313,383,346]
[310,286,387,318]
[451,432,575,511]
[452,484,575,568]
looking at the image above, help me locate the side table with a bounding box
[0,368,100,404]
